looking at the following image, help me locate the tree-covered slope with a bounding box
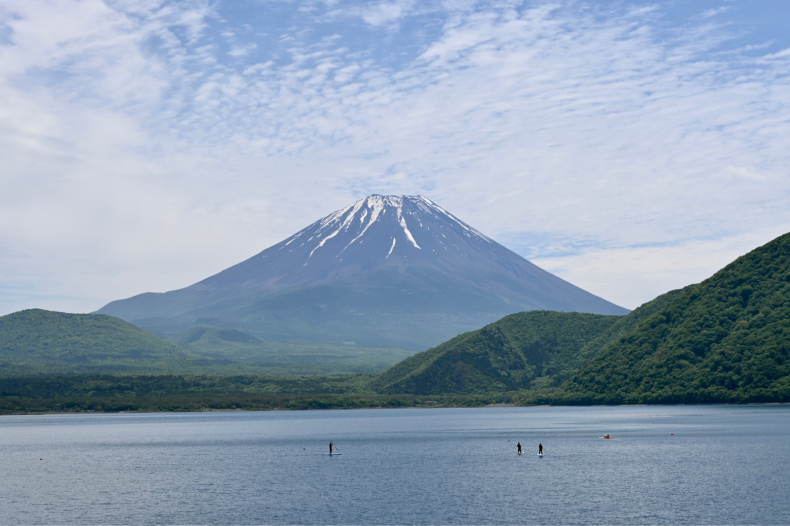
[561,288,685,372]
[174,326,261,346]
[374,311,620,394]
[552,233,790,404]
[0,309,211,376]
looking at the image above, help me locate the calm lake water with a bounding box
[1,405,789,525]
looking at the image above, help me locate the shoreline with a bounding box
[3,401,787,417]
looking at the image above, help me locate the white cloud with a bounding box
[228,42,258,57]
[359,1,414,26]
[1,0,790,315]
[325,0,421,28]
[700,7,731,19]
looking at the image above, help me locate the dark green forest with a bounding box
[545,232,790,405]
[0,374,513,413]
[374,311,620,394]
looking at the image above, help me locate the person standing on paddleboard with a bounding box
[538,443,543,455]
[517,442,522,454]
[329,442,333,455]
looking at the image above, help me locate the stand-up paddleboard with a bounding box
[517,452,523,455]
[538,453,543,457]
[327,453,342,456]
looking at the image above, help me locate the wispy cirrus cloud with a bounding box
[358,0,416,27]
[1,0,789,313]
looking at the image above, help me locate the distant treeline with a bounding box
[0,375,516,414]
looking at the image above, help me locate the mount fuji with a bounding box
[98,195,628,350]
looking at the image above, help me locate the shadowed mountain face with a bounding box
[98,195,627,350]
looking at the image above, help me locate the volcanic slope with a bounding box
[98,195,628,350]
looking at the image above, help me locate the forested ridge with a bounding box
[546,232,790,404]
[374,288,683,397]
[374,311,620,394]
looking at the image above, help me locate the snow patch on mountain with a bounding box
[415,196,493,244]
[395,202,421,249]
[387,238,396,258]
[339,197,387,254]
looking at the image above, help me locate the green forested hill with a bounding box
[551,233,790,404]
[549,288,684,377]
[374,310,620,394]
[175,326,261,346]
[0,309,214,376]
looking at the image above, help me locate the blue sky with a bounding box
[1,0,789,314]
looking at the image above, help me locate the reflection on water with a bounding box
[1,405,789,524]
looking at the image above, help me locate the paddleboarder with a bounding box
[329,442,334,455]
[538,443,543,455]
[517,442,522,454]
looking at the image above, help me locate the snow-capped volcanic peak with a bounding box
[271,195,495,268]
[97,193,628,350]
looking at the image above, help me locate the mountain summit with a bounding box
[98,195,627,349]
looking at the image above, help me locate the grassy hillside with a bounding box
[0,309,215,376]
[374,311,621,395]
[549,233,790,404]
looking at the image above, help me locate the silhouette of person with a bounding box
[538,443,543,455]
[517,442,522,454]
[329,442,333,455]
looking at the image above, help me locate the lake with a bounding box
[1,405,789,524]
